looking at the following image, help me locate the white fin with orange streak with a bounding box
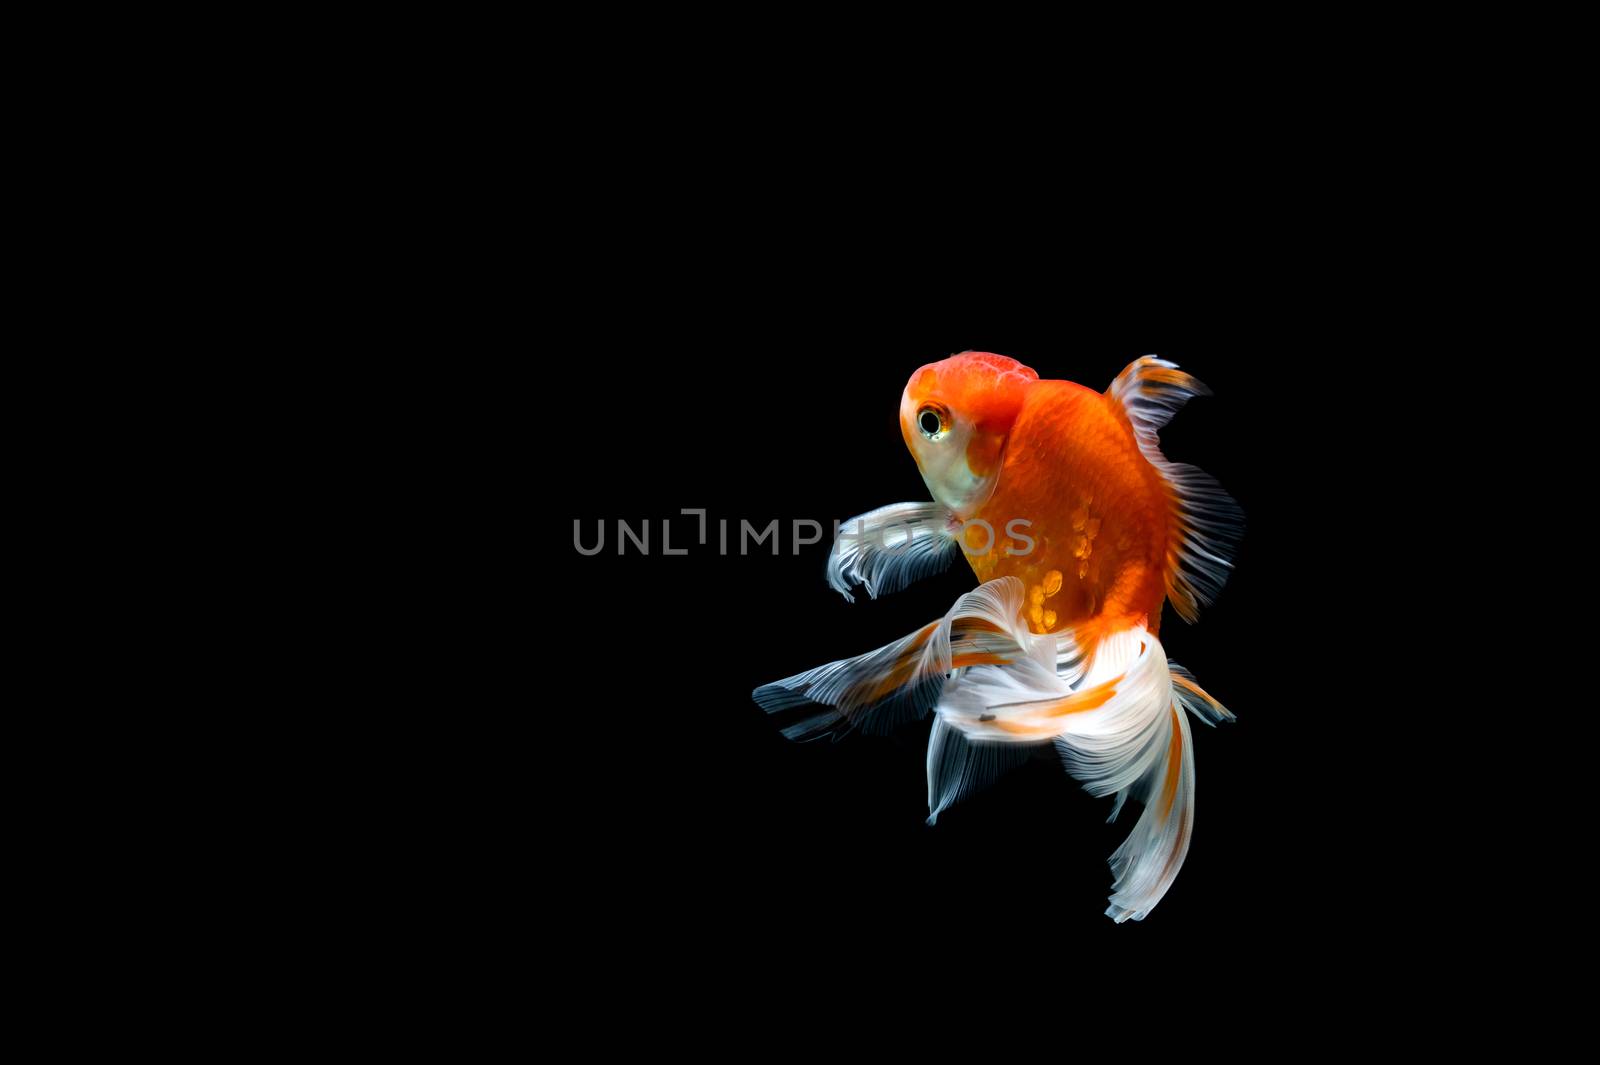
[825,501,961,602]
[1107,356,1245,623]
[923,622,1113,821]
[1170,662,1235,725]
[756,576,1229,921]
[753,576,1035,741]
[936,621,1216,922]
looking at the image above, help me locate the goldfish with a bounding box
[753,352,1243,921]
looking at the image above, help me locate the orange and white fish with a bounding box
[754,352,1243,921]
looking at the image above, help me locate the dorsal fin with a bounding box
[1107,357,1244,623]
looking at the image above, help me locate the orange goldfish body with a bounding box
[754,352,1243,922]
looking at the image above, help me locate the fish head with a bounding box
[900,351,1038,517]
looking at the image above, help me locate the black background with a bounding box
[532,280,1394,970]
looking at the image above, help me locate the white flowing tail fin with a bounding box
[1096,697,1195,923]
[936,622,1232,922]
[755,578,1233,921]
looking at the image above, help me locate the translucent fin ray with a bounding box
[1107,356,1244,623]
[825,502,960,602]
[753,577,1031,741]
[925,715,1037,825]
[1170,662,1235,726]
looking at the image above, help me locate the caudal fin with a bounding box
[1097,659,1236,920]
[757,577,1233,921]
[936,622,1233,922]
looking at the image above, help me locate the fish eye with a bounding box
[917,405,946,439]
